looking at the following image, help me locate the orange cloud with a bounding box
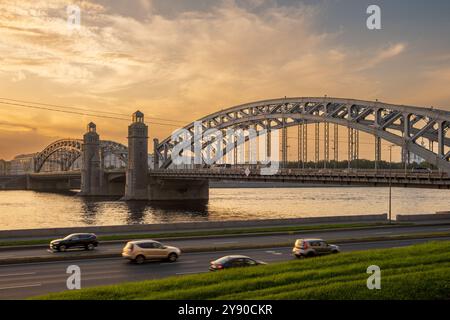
[0,0,448,160]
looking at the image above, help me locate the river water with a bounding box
[0,187,448,230]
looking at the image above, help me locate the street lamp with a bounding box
[388,145,399,224]
[389,146,392,224]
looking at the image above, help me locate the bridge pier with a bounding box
[26,175,80,191]
[121,111,210,201]
[123,111,149,200]
[147,177,209,201]
[79,123,106,196]
[103,173,126,196]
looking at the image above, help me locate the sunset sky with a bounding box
[1,0,450,160]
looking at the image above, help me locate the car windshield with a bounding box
[63,234,76,240]
[213,256,232,264]
[246,259,257,265]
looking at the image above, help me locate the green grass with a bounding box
[34,240,450,300]
[0,222,397,247]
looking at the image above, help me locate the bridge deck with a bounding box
[149,168,450,188]
[22,168,450,189]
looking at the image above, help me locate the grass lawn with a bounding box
[35,240,450,300]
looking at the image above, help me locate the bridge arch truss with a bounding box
[155,97,450,173]
[34,139,128,173]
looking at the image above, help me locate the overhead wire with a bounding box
[0,100,183,128]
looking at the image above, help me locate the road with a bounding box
[0,236,449,299]
[0,223,449,261]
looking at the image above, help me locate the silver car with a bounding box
[122,240,181,264]
[292,238,340,258]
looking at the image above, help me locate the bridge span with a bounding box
[22,168,450,194]
[2,97,450,200]
[150,168,450,189]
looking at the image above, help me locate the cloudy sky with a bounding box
[0,0,450,160]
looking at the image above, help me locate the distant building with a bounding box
[9,153,36,175]
[0,159,11,175]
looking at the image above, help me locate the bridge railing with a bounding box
[26,167,448,179]
[150,167,448,178]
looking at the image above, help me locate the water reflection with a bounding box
[124,201,147,224]
[124,200,209,224]
[0,188,448,230]
[80,200,100,225]
[78,197,209,225]
[149,200,209,223]
[150,200,208,213]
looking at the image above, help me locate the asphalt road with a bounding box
[0,236,449,300]
[0,223,449,261]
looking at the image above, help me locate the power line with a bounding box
[0,97,187,125]
[0,97,128,117]
[0,101,181,128]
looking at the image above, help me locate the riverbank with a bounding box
[0,220,393,248]
[0,213,388,239]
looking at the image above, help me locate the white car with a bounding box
[292,238,340,258]
[122,240,181,264]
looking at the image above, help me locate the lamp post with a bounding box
[389,145,392,224]
[388,145,398,224]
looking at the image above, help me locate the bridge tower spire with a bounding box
[80,122,103,195]
[123,111,149,200]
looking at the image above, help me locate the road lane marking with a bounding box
[0,257,122,268]
[0,272,36,278]
[212,241,238,245]
[175,271,208,275]
[0,283,41,290]
[160,260,197,265]
[266,250,283,255]
[374,231,393,235]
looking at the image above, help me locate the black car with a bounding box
[50,233,99,252]
[209,255,266,271]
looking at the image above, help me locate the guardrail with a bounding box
[150,168,448,178]
[148,168,450,189]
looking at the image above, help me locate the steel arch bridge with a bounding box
[155,97,450,173]
[33,139,128,173]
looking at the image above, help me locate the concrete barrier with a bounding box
[0,214,387,239]
[396,212,450,222]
